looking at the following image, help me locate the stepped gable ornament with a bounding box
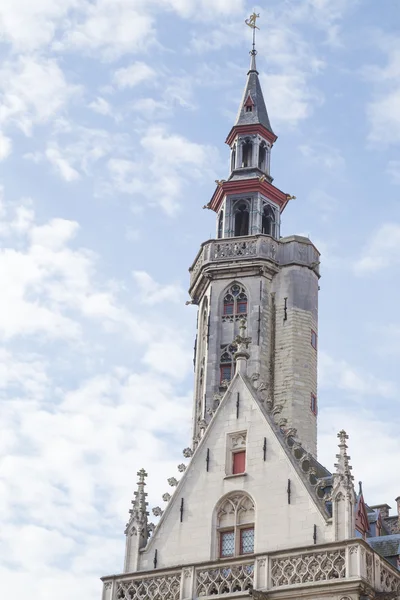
[177,463,186,473]
[162,493,171,502]
[167,477,179,487]
[152,507,163,517]
[182,447,193,458]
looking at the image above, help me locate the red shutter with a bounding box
[233,451,246,474]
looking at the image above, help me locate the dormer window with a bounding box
[245,105,252,113]
[244,93,254,114]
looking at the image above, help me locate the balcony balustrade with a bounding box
[189,235,320,291]
[102,540,400,600]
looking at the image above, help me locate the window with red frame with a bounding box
[240,527,254,554]
[222,285,248,317]
[311,329,317,350]
[311,393,317,415]
[220,364,232,383]
[232,450,246,474]
[220,530,235,557]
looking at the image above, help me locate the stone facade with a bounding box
[99,35,400,600]
[189,233,319,457]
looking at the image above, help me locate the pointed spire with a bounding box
[234,51,274,134]
[334,430,353,485]
[126,468,149,539]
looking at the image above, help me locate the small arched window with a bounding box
[258,143,267,171]
[234,203,249,237]
[262,204,275,237]
[231,146,236,171]
[223,284,248,318]
[216,493,255,558]
[242,140,252,168]
[218,210,224,239]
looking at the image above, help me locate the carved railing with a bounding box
[102,541,400,600]
[189,235,320,289]
[270,548,346,587]
[114,572,181,600]
[196,560,254,597]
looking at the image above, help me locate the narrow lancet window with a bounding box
[262,204,275,237]
[234,204,249,236]
[258,143,267,171]
[242,141,252,168]
[218,210,224,239]
[231,147,236,171]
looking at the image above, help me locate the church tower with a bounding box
[190,46,320,457]
[101,18,400,600]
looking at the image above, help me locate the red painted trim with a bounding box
[240,527,255,555]
[226,124,277,146]
[209,178,289,214]
[220,364,232,383]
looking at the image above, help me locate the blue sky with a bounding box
[0,0,400,597]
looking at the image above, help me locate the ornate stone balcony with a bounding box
[189,234,320,295]
[101,540,400,600]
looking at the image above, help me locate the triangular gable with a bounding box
[142,371,332,564]
[244,93,255,108]
[355,493,370,537]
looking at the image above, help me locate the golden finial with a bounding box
[245,13,260,30]
[245,13,260,52]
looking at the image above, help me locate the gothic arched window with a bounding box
[231,146,236,171]
[216,493,255,558]
[262,204,276,237]
[242,140,252,168]
[218,210,224,239]
[258,143,267,171]
[222,284,248,318]
[234,203,249,237]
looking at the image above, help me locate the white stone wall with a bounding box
[139,376,331,572]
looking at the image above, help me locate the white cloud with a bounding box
[88,96,112,116]
[365,36,400,144]
[0,131,12,160]
[45,147,80,181]
[387,160,400,184]
[319,351,396,398]
[0,56,80,135]
[132,271,184,305]
[354,223,400,274]
[308,189,338,221]
[261,73,323,127]
[106,125,219,214]
[0,0,78,51]
[58,0,156,60]
[299,143,344,170]
[113,62,155,89]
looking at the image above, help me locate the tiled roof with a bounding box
[368,534,400,558]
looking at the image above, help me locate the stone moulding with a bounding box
[189,234,320,293]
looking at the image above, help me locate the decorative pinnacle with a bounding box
[334,430,354,484]
[234,318,252,359]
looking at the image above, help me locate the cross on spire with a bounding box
[245,12,260,53]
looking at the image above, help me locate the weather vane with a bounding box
[245,12,260,52]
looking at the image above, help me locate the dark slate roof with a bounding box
[235,53,274,134]
[368,534,400,558]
